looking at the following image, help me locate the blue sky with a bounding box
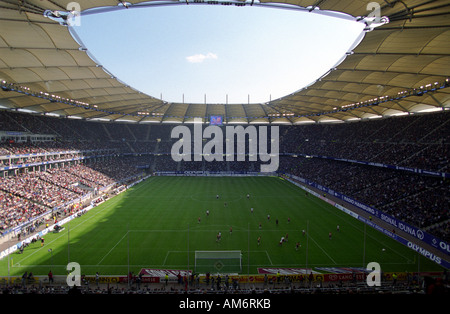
[72,4,365,104]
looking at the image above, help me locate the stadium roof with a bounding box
[0,0,449,124]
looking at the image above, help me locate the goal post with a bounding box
[194,250,242,273]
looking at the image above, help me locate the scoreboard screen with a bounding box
[210,115,223,126]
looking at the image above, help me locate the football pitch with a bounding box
[0,176,443,277]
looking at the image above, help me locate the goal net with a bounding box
[194,250,242,273]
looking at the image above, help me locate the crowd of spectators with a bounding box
[0,190,47,232]
[280,156,449,240]
[0,159,142,235]
[279,111,449,173]
[0,172,81,209]
[0,278,438,295]
[2,109,448,172]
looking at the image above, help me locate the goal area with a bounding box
[194,250,242,274]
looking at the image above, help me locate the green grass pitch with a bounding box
[0,176,443,277]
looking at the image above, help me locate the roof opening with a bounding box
[72,4,365,104]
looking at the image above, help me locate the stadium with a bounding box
[0,0,449,298]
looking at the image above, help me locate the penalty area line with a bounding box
[96,231,129,266]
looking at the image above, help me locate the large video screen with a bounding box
[210,115,223,126]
